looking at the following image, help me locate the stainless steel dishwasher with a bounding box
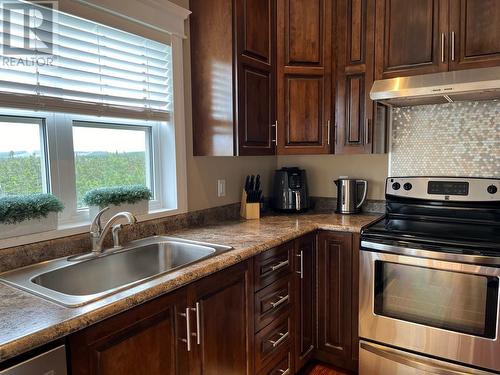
[0,345,67,375]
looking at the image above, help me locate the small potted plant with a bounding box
[0,194,64,239]
[84,185,152,222]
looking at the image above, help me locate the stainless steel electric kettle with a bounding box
[334,178,368,214]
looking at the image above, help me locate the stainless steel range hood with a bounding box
[370,66,500,107]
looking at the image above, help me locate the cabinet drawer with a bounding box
[254,242,293,291]
[255,275,292,332]
[255,315,292,371]
[257,349,292,375]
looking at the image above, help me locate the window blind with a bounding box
[0,0,172,120]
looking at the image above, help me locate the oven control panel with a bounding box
[386,177,500,202]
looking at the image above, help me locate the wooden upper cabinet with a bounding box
[190,0,276,156]
[237,0,277,155]
[449,0,500,70]
[277,0,333,155]
[375,0,449,79]
[374,0,500,79]
[335,0,377,154]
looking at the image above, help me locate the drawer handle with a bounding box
[268,331,289,348]
[279,369,290,375]
[270,294,289,309]
[270,260,289,272]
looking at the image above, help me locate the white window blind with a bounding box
[0,0,172,120]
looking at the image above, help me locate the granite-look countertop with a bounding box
[0,212,379,362]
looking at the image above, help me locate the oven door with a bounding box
[360,243,500,372]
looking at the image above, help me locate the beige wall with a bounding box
[277,155,389,200]
[174,0,388,210]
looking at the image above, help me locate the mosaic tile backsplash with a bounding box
[391,100,500,177]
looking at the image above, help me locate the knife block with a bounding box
[240,190,260,220]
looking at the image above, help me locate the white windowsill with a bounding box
[0,207,186,251]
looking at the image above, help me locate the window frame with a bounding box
[0,29,188,250]
[0,115,49,196]
[71,119,156,212]
[0,108,182,225]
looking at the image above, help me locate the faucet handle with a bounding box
[90,206,110,235]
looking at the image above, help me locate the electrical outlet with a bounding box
[217,179,226,197]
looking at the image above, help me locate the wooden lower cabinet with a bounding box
[69,232,360,374]
[293,233,316,370]
[315,231,356,372]
[70,261,253,375]
[69,288,189,375]
[188,261,254,375]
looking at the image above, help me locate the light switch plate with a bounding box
[217,179,226,197]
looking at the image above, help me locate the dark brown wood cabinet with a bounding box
[236,0,277,155]
[375,0,500,79]
[350,233,361,364]
[69,289,189,375]
[69,232,361,375]
[315,231,356,372]
[188,261,254,375]
[276,0,333,154]
[191,0,276,156]
[70,262,253,375]
[449,0,500,70]
[374,0,449,79]
[293,233,316,370]
[335,0,377,154]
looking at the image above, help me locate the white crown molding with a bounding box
[71,0,191,38]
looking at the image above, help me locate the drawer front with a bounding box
[257,349,292,375]
[254,242,293,291]
[255,315,292,371]
[255,276,292,332]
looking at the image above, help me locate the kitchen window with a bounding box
[0,0,188,241]
[72,122,153,209]
[0,117,48,196]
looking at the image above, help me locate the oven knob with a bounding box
[403,183,412,191]
[487,185,498,194]
[392,182,401,190]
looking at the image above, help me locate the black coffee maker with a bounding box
[272,167,310,211]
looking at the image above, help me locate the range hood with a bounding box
[370,66,500,107]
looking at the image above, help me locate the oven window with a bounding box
[374,261,499,338]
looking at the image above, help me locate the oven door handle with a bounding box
[361,240,500,267]
[360,341,495,375]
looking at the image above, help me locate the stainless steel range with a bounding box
[359,177,500,375]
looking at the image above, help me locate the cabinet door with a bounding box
[276,0,333,154]
[375,0,449,79]
[316,231,355,371]
[351,233,361,364]
[188,261,254,375]
[335,0,376,154]
[449,0,500,70]
[70,289,189,375]
[293,233,316,371]
[236,0,277,155]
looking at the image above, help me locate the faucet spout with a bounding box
[90,210,137,254]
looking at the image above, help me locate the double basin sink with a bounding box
[0,236,232,307]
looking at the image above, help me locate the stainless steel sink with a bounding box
[0,236,232,307]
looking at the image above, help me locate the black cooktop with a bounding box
[362,216,500,253]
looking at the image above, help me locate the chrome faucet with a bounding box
[90,207,137,254]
